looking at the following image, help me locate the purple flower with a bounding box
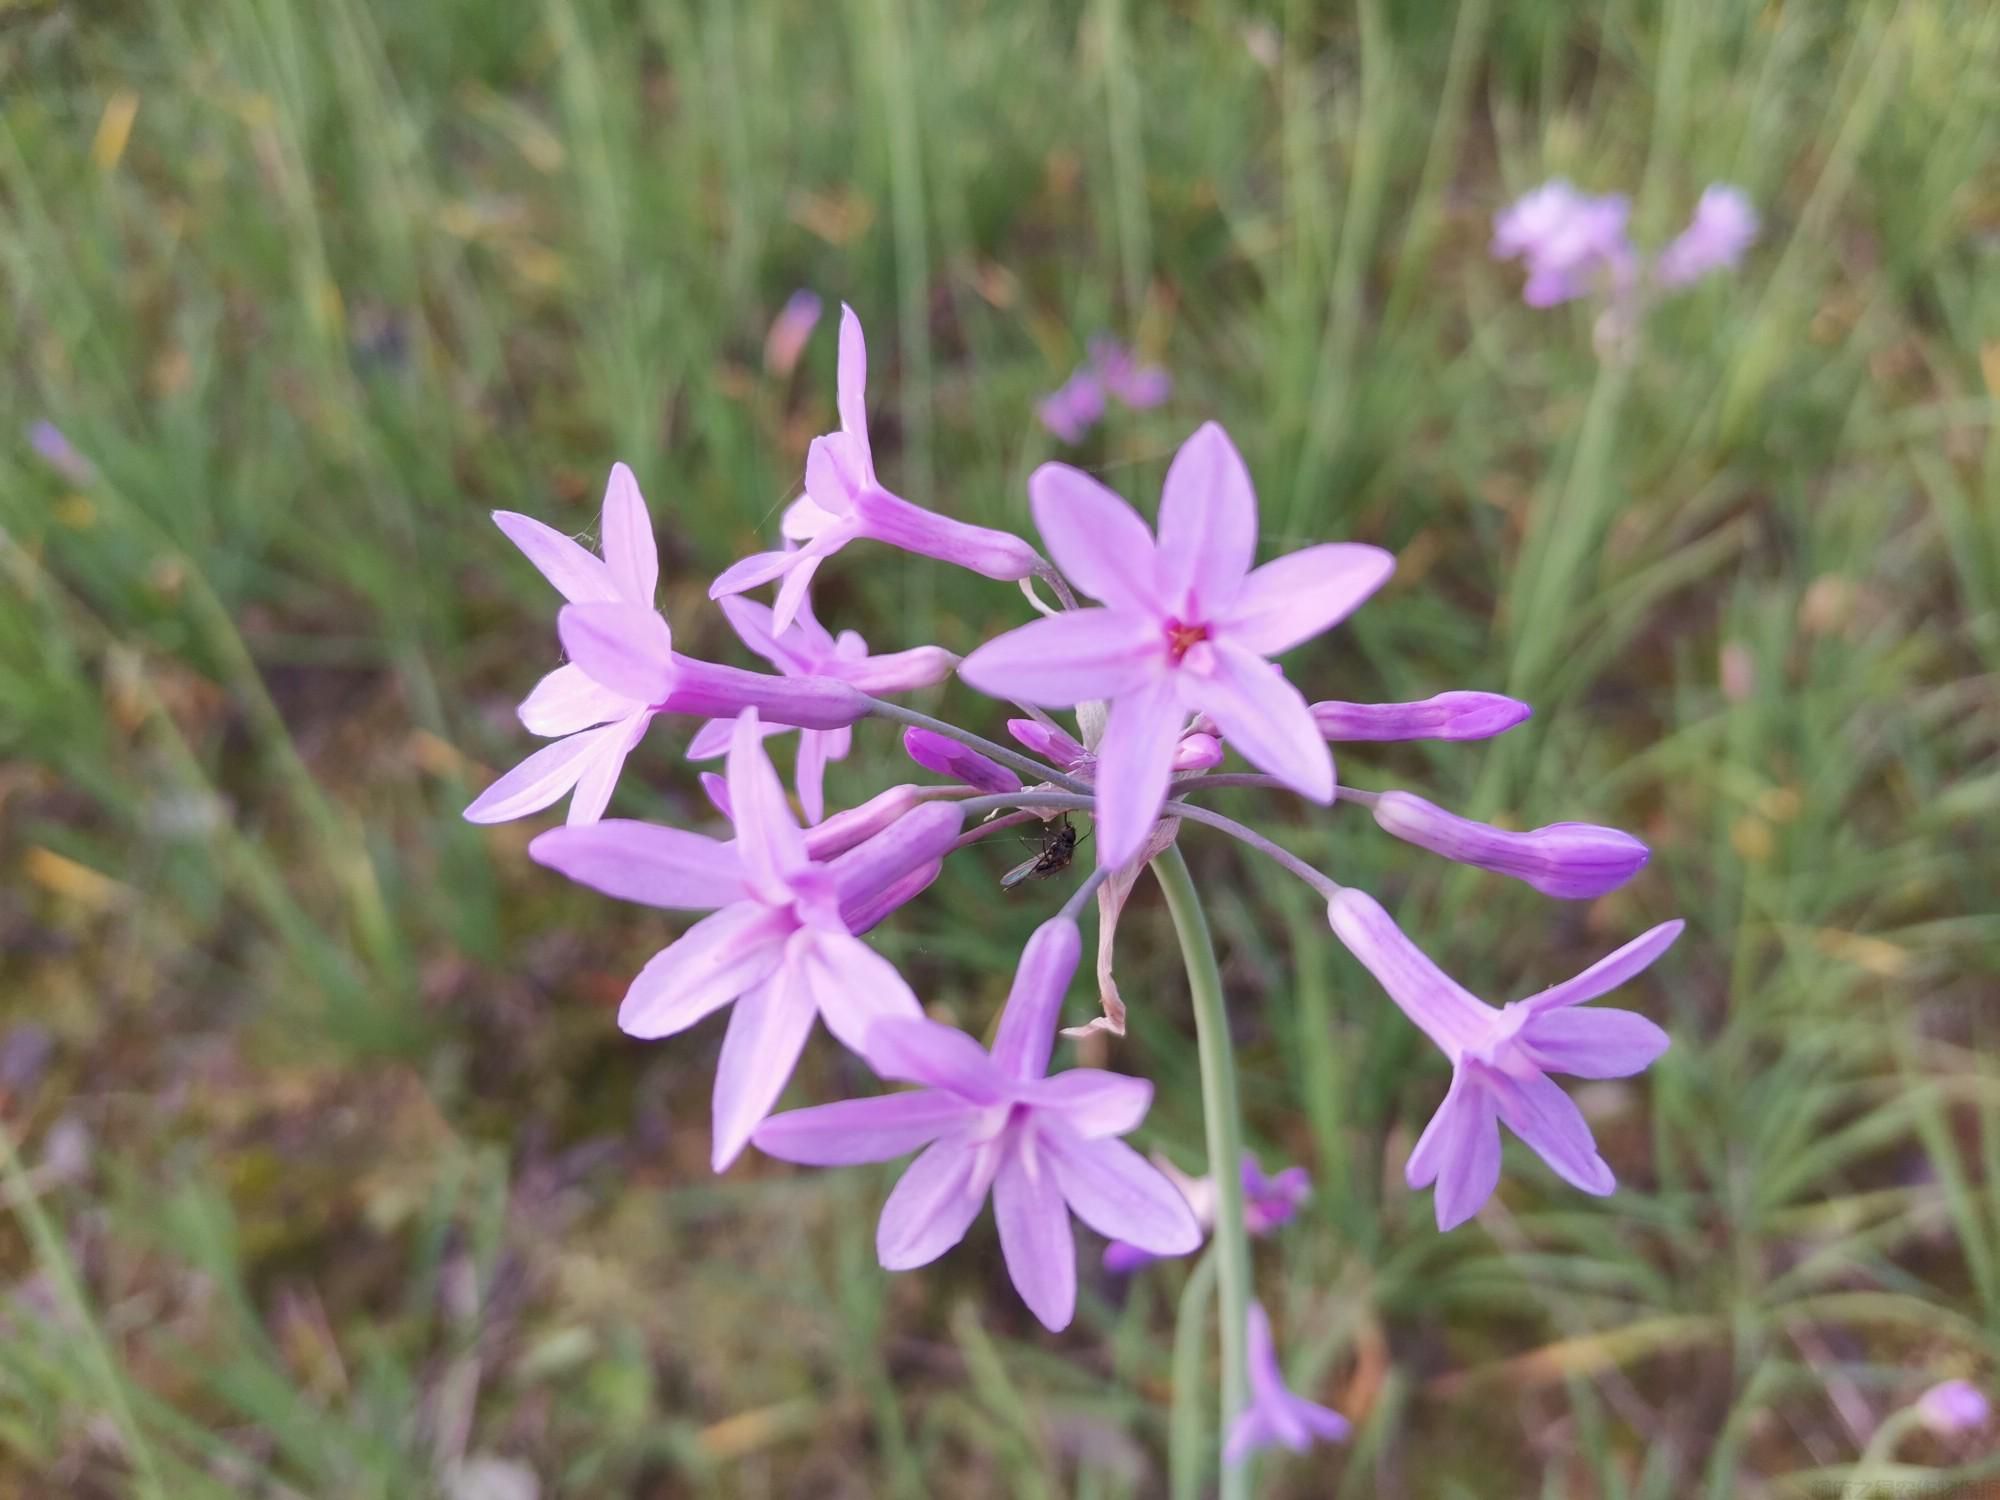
[763,289,823,377]
[752,917,1202,1331]
[529,710,964,1169]
[1311,692,1532,742]
[685,593,956,822]
[1171,731,1223,772]
[1916,1379,1989,1436]
[1653,185,1758,289]
[1088,337,1172,409]
[1327,889,1680,1229]
[1037,371,1106,444]
[960,422,1394,867]
[902,727,1022,795]
[711,306,1042,630]
[1105,1153,1309,1273]
[1491,180,1635,308]
[28,422,95,485]
[1365,790,1650,900]
[466,468,873,827]
[1223,1303,1351,1465]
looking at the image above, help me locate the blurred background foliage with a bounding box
[2,0,1997,1495]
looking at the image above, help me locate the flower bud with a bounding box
[1916,1380,1989,1436]
[660,655,870,730]
[1171,732,1223,772]
[824,801,966,915]
[805,784,935,861]
[902,727,1022,794]
[1311,692,1531,742]
[842,860,941,935]
[1369,790,1649,899]
[1006,718,1089,772]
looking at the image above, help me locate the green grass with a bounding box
[4,0,1998,1494]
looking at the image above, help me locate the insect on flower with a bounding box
[1000,813,1082,890]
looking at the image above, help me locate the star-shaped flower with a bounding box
[1327,889,1680,1229]
[1223,1302,1351,1465]
[753,917,1202,1330]
[960,422,1394,867]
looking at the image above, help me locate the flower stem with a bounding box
[858,695,1090,793]
[1151,843,1251,1500]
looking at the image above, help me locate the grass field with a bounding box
[4,0,1999,1495]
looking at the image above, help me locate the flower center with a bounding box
[1164,618,1209,663]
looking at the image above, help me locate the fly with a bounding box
[1000,814,1080,889]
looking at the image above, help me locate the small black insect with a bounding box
[1000,813,1080,889]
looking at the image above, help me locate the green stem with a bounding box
[1151,844,1251,1500]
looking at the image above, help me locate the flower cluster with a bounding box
[467,304,1680,1467]
[1493,179,1757,349]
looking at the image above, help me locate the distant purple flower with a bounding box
[711,306,1042,631]
[28,422,95,485]
[1037,370,1105,444]
[1654,186,1758,289]
[1491,181,1635,308]
[1916,1379,1989,1435]
[902,727,1021,795]
[753,916,1202,1330]
[1364,790,1650,900]
[465,467,872,826]
[1311,692,1531,743]
[763,290,823,377]
[1105,1153,1310,1273]
[529,709,964,1169]
[962,423,1393,867]
[1224,1303,1351,1465]
[686,592,956,822]
[1327,889,1679,1229]
[1088,337,1172,409]
[1038,338,1171,445]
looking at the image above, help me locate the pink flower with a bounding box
[528,710,964,1169]
[1363,791,1650,899]
[1916,1379,1990,1435]
[1492,180,1635,307]
[752,917,1202,1331]
[1653,185,1758,289]
[1310,692,1531,742]
[1327,890,1679,1229]
[763,289,823,377]
[902,727,1021,795]
[1037,370,1106,444]
[1223,1303,1351,1465]
[685,593,956,822]
[711,306,1042,631]
[1104,1154,1310,1273]
[960,422,1394,867]
[466,468,873,827]
[1088,336,1171,408]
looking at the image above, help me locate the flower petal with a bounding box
[1092,672,1184,870]
[1478,1062,1614,1196]
[771,541,834,635]
[616,902,791,1040]
[835,303,872,464]
[727,709,810,899]
[463,727,605,824]
[1523,920,1685,1014]
[600,463,659,605]
[711,949,821,1169]
[717,595,813,675]
[685,717,741,760]
[958,609,1165,707]
[518,663,633,737]
[994,1148,1078,1331]
[796,728,832,824]
[991,917,1085,1081]
[1518,1006,1670,1079]
[1185,641,1333,802]
[558,603,676,704]
[1155,422,1257,613]
[1326,890,1497,1058]
[564,710,650,824]
[1220,543,1394,656]
[491,511,620,604]
[709,548,798,599]
[835,644,959,695]
[877,1138,996,1270]
[862,1018,1006,1102]
[1406,1071,1501,1230]
[801,931,925,1058]
[753,1090,977,1165]
[1043,1132,1201,1255]
[1027,463,1163,613]
[529,818,746,910]
[1025,1070,1153,1137]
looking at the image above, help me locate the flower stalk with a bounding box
[1152,843,1252,1500]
